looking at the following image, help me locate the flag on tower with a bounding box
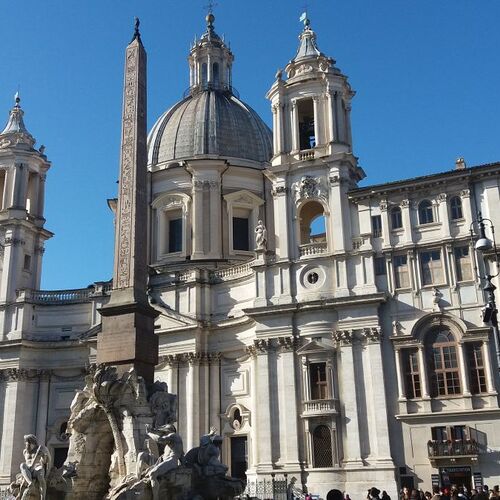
[299,12,307,22]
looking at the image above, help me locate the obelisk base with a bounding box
[98,297,159,385]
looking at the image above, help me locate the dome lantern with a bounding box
[188,14,234,94]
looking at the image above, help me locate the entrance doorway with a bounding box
[439,466,472,489]
[230,436,248,480]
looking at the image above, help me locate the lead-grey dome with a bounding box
[148,89,273,166]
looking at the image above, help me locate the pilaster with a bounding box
[277,337,301,469]
[252,339,274,472]
[334,330,363,467]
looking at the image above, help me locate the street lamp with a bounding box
[470,213,500,370]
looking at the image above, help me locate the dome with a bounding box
[148,89,273,166]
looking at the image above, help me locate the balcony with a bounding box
[427,440,480,464]
[299,242,328,257]
[302,398,338,417]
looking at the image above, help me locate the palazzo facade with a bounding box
[0,14,500,499]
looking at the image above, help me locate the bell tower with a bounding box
[0,94,52,338]
[266,17,365,263]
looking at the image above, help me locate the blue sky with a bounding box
[2,1,500,290]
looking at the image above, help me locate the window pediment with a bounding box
[152,192,191,211]
[297,338,335,356]
[223,189,264,208]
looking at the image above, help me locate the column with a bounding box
[255,341,273,471]
[209,354,221,430]
[312,96,322,147]
[301,358,311,401]
[345,100,353,147]
[329,176,346,252]
[336,96,346,143]
[380,200,391,246]
[191,180,204,258]
[291,101,299,152]
[482,340,496,394]
[394,349,406,400]
[12,163,28,208]
[208,180,221,257]
[272,185,290,260]
[36,174,46,218]
[277,103,285,154]
[437,193,451,239]
[36,371,50,444]
[207,54,212,84]
[460,189,472,225]
[28,173,40,216]
[327,91,335,143]
[339,337,363,465]
[401,199,413,244]
[272,105,279,155]
[185,356,200,451]
[457,343,471,396]
[417,345,430,398]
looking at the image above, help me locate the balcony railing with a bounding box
[302,398,338,416]
[427,440,479,459]
[299,242,328,257]
[299,149,315,161]
[20,282,112,305]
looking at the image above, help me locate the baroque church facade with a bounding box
[1,13,500,499]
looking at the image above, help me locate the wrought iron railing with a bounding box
[427,439,479,458]
[242,476,289,499]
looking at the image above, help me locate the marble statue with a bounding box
[145,424,184,500]
[254,220,267,251]
[11,434,51,500]
[135,438,157,478]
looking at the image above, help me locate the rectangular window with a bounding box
[168,218,182,253]
[420,250,443,286]
[371,215,382,238]
[394,254,410,288]
[23,254,31,271]
[391,208,403,229]
[374,257,386,276]
[403,349,421,398]
[467,342,487,394]
[431,426,448,441]
[309,362,328,400]
[233,217,249,251]
[454,246,472,282]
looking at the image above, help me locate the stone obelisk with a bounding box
[97,19,159,384]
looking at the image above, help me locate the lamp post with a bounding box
[470,213,500,370]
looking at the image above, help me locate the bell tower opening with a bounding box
[299,201,326,244]
[298,99,315,150]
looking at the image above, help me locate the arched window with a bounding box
[201,63,208,86]
[426,329,461,397]
[299,201,326,245]
[312,425,333,468]
[213,62,220,85]
[391,207,403,229]
[418,200,434,225]
[450,196,463,220]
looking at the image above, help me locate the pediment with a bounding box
[223,189,264,207]
[296,338,335,355]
